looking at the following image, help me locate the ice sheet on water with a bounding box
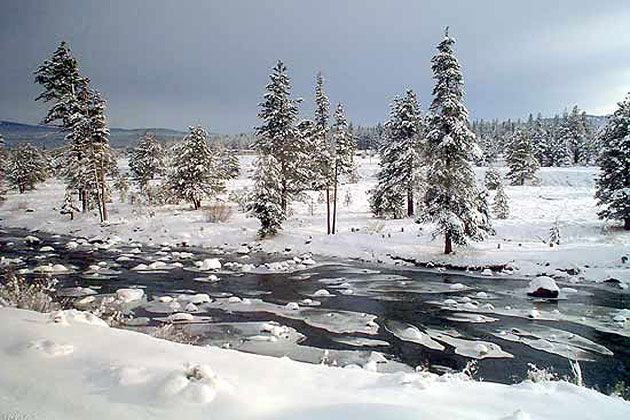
[384,320,445,351]
[426,329,513,359]
[331,336,390,348]
[445,313,499,324]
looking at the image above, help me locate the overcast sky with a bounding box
[1,0,630,133]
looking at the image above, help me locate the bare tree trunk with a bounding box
[332,168,338,235]
[326,188,331,235]
[444,232,452,254]
[407,183,414,217]
[625,218,630,231]
[100,165,108,222]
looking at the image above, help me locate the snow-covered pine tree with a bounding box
[484,165,501,190]
[477,188,494,235]
[60,187,80,220]
[492,181,509,219]
[530,113,549,166]
[370,90,424,218]
[506,128,539,185]
[216,147,240,180]
[595,94,630,230]
[0,134,5,202]
[167,125,224,210]
[547,114,572,167]
[331,103,356,234]
[34,41,86,128]
[421,28,491,254]
[566,106,590,165]
[129,133,166,195]
[6,143,48,193]
[312,72,334,234]
[35,41,116,222]
[251,154,285,237]
[252,60,308,235]
[548,219,561,246]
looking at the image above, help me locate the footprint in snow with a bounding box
[26,339,74,357]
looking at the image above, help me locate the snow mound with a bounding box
[167,313,194,322]
[159,364,231,404]
[27,339,74,357]
[38,245,55,252]
[527,276,560,298]
[313,289,334,297]
[49,310,109,328]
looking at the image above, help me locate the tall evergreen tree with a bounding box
[370,90,424,218]
[0,134,6,202]
[421,28,491,254]
[547,114,572,167]
[566,106,590,165]
[167,126,224,210]
[505,128,539,185]
[129,133,166,194]
[251,154,285,237]
[595,94,630,230]
[530,113,549,166]
[331,103,356,234]
[6,144,48,193]
[252,60,308,235]
[484,165,501,190]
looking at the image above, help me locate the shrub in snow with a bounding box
[228,188,251,213]
[0,267,58,312]
[526,363,558,382]
[204,202,234,223]
[6,143,49,193]
[128,133,166,194]
[60,188,80,220]
[151,323,200,345]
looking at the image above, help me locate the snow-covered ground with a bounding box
[0,156,628,285]
[1,306,629,420]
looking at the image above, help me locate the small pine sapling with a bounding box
[343,190,352,207]
[60,189,80,220]
[484,166,501,190]
[548,219,561,247]
[492,182,510,219]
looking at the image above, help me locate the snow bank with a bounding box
[0,307,629,419]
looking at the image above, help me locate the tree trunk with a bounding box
[407,183,414,217]
[281,179,287,214]
[100,166,108,222]
[326,188,331,235]
[444,232,453,254]
[82,190,88,213]
[625,218,630,231]
[70,211,74,221]
[332,169,338,235]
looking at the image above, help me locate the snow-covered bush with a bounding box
[228,188,251,213]
[526,363,558,382]
[204,202,234,223]
[150,323,200,345]
[0,268,58,312]
[365,221,385,234]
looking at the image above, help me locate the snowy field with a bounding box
[1,307,629,420]
[0,155,628,285]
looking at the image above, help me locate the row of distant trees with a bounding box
[1,30,629,254]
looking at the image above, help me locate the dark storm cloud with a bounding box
[1,0,629,133]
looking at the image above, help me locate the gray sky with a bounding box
[1,0,630,133]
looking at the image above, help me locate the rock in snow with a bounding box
[116,288,145,303]
[196,258,222,270]
[527,276,560,298]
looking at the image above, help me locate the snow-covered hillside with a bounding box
[1,307,628,420]
[0,156,628,285]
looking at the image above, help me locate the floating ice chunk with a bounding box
[190,294,211,304]
[75,295,96,305]
[196,258,221,271]
[384,321,445,351]
[158,296,174,303]
[227,296,242,304]
[302,257,316,265]
[285,302,300,311]
[236,245,250,254]
[449,283,466,291]
[481,269,493,276]
[185,302,198,312]
[167,312,194,322]
[39,246,54,252]
[475,292,489,299]
[66,241,79,250]
[25,235,40,244]
[313,289,333,297]
[131,263,149,271]
[116,288,144,303]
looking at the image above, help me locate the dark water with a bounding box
[1,226,629,391]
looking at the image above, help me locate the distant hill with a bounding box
[0,120,186,149]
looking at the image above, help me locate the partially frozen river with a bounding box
[2,227,629,390]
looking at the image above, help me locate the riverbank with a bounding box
[0,157,628,285]
[1,307,628,420]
